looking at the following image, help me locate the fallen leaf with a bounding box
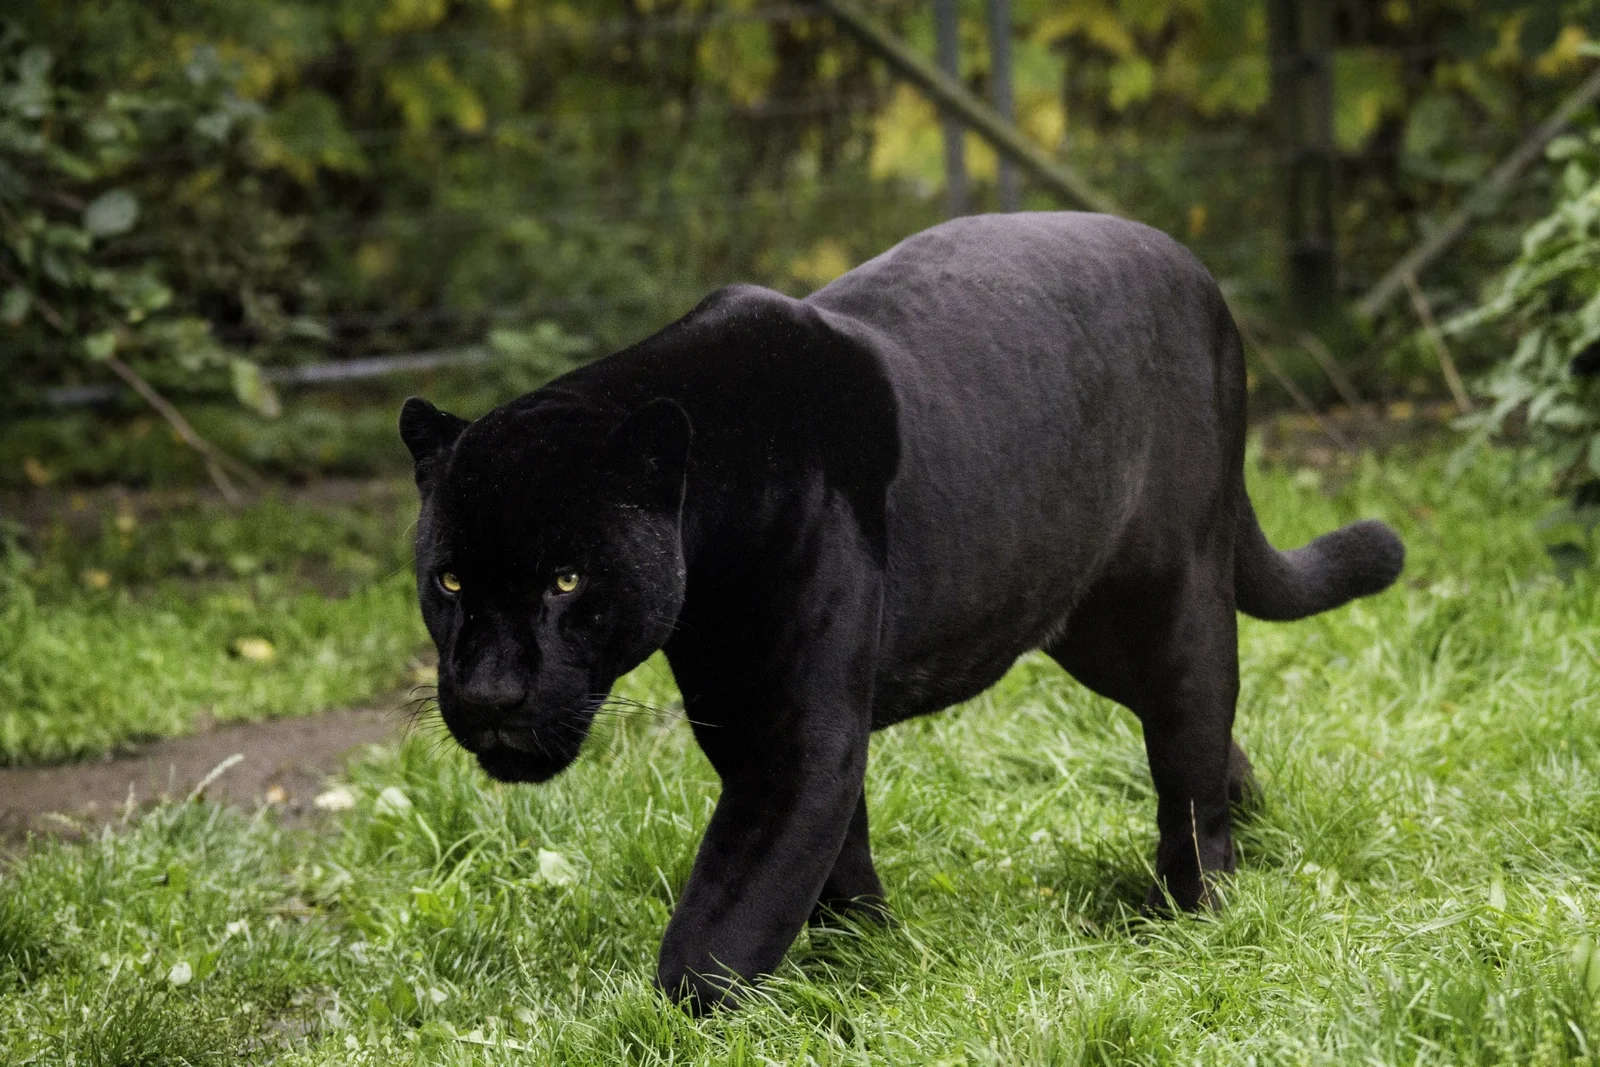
[375,786,413,816]
[263,785,288,805]
[167,961,193,987]
[82,569,112,591]
[313,786,356,812]
[536,849,578,887]
[233,637,276,662]
[22,456,52,487]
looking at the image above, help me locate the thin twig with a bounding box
[1245,328,1360,454]
[1297,331,1375,421]
[3,265,258,503]
[0,264,68,332]
[1402,272,1472,415]
[103,357,256,505]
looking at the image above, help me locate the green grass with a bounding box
[0,482,427,764]
[5,442,1600,1063]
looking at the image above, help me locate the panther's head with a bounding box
[399,394,690,783]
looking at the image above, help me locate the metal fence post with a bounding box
[987,0,1019,212]
[934,0,969,216]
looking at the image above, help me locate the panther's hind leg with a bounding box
[1227,737,1261,815]
[1045,564,1243,911]
[809,790,889,926]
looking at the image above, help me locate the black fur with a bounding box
[399,212,1404,1009]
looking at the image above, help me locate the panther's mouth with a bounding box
[474,743,572,783]
[493,724,545,753]
[452,717,586,784]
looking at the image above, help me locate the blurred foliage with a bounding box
[1453,119,1600,571]
[0,18,277,412]
[0,0,1597,475]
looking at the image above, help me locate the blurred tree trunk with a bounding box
[1269,0,1337,330]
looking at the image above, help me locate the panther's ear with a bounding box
[399,397,467,487]
[605,398,691,514]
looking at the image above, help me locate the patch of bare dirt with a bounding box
[0,703,412,845]
[1255,400,1458,468]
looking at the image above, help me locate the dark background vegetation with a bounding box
[2,0,1597,498]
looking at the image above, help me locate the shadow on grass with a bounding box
[1033,837,1153,931]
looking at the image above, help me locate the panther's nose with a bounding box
[457,675,527,711]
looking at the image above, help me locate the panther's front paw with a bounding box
[655,961,745,1015]
[1143,864,1232,915]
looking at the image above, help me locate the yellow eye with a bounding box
[439,572,461,594]
[552,571,580,594]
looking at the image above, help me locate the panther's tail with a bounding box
[1232,487,1405,622]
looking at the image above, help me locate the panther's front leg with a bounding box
[654,704,870,1009]
[656,515,883,1010]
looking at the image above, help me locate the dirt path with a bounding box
[0,705,407,843]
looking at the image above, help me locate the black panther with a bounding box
[399,212,1404,1008]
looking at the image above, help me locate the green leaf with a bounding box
[13,47,52,118]
[1403,93,1459,162]
[165,863,190,893]
[1,288,31,326]
[1542,403,1590,429]
[1548,134,1587,162]
[230,358,281,419]
[259,91,368,184]
[1335,49,1403,152]
[83,330,118,361]
[112,272,173,318]
[83,189,139,237]
[194,111,233,142]
[1572,936,1600,997]
[1564,162,1592,200]
[386,976,419,1021]
[1107,57,1155,111]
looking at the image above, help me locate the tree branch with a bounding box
[1402,272,1472,414]
[1356,63,1600,320]
[102,357,257,505]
